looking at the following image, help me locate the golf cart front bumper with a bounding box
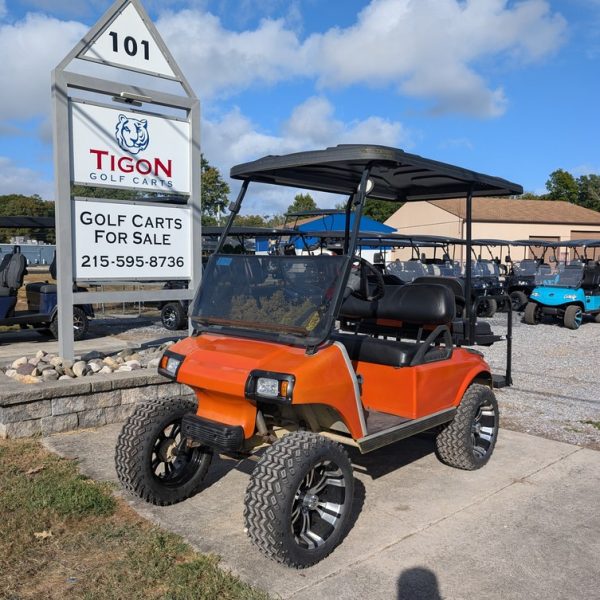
[181,413,244,452]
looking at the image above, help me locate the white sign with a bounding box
[70,101,190,194]
[81,2,176,78]
[73,199,192,280]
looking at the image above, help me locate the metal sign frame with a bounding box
[52,0,201,358]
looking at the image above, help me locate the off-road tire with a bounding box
[564,305,583,330]
[477,297,497,318]
[244,431,354,568]
[161,302,187,331]
[435,384,499,470]
[115,397,212,506]
[510,291,528,312]
[524,302,541,325]
[49,306,89,341]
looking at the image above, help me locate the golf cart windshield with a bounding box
[191,254,347,346]
[513,260,538,276]
[467,261,500,278]
[535,264,583,288]
[386,260,427,282]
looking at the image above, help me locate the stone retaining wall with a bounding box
[0,369,194,438]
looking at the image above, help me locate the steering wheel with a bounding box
[347,257,385,302]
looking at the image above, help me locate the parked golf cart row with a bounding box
[0,217,93,340]
[115,144,522,568]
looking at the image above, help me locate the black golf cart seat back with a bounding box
[0,247,27,293]
[581,263,600,292]
[25,253,58,310]
[49,253,57,279]
[335,284,455,368]
[341,283,455,324]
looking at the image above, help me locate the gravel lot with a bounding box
[481,311,600,450]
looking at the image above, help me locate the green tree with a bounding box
[233,214,268,227]
[519,192,543,200]
[0,194,55,243]
[545,169,578,203]
[286,193,317,214]
[577,174,600,212]
[201,156,230,224]
[363,199,403,223]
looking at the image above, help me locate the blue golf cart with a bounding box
[523,240,600,330]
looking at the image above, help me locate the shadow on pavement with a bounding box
[397,567,442,600]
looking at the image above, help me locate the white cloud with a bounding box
[0,156,53,198]
[0,14,87,121]
[303,0,567,117]
[202,96,409,213]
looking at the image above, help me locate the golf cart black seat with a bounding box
[581,264,600,292]
[335,283,455,367]
[0,247,27,293]
[412,276,465,313]
[26,253,57,298]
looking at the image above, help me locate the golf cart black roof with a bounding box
[231,144,523,201]
[201,226,300,237]
[285,209,344,218]
[0,216,55,228]
[471,239,510,246]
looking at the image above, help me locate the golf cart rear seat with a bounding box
[25,254,57,311]
[334,283,455,367]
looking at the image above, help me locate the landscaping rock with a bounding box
[5,369,17,378]
[35,350,47,360]
[125,360,141,370]
[42,369,59,382]
[89,362,102,374]
[117,365,133,372]
[147,357,160,369]
[13,374,39,384]
[11,357,28,369]
[81,351,106,361]
[72,361,87,378]
[58,375,73,380]
[16,363,35,376]
[99,366,113,374]
[49,356,64,367]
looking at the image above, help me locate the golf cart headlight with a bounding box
[158,351,185,380]
[531,291,539,298]
[256,377,279,398]
[245,370,295,404]
[564,294,577,300]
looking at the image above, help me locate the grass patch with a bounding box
[0,439,269,600]
[582,420,600,431]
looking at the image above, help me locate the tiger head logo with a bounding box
[115,114,149,155]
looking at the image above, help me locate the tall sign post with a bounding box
[52,0,201,358]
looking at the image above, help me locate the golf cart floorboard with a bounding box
[365,410,410,434]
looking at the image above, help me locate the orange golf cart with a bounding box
[116,145,522,568]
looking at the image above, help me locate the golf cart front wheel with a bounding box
[244,431,354,568]
[49,306,89,341]
[435,384,499,470]
[523,302,542,325]
[115,397,213,506]
[564,305,583,330]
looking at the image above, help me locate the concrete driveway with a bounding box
[43,424,600,600]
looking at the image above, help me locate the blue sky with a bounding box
[0,0,599,214]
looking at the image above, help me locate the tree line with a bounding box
[2,162,599,243]
[522,169,600,211]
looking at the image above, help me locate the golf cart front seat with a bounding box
[334,283,455,368]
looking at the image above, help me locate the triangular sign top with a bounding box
[79,0,176,80]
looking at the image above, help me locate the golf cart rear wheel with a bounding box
[161,302,186,330]
[115,397,213,506]
[523,302,542,325]
[510,291,528,312]
[435,384,499,470]
[564,305,583,330]
[244,431,354,568]
[477,298,497,318]
[49,306,89,341]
